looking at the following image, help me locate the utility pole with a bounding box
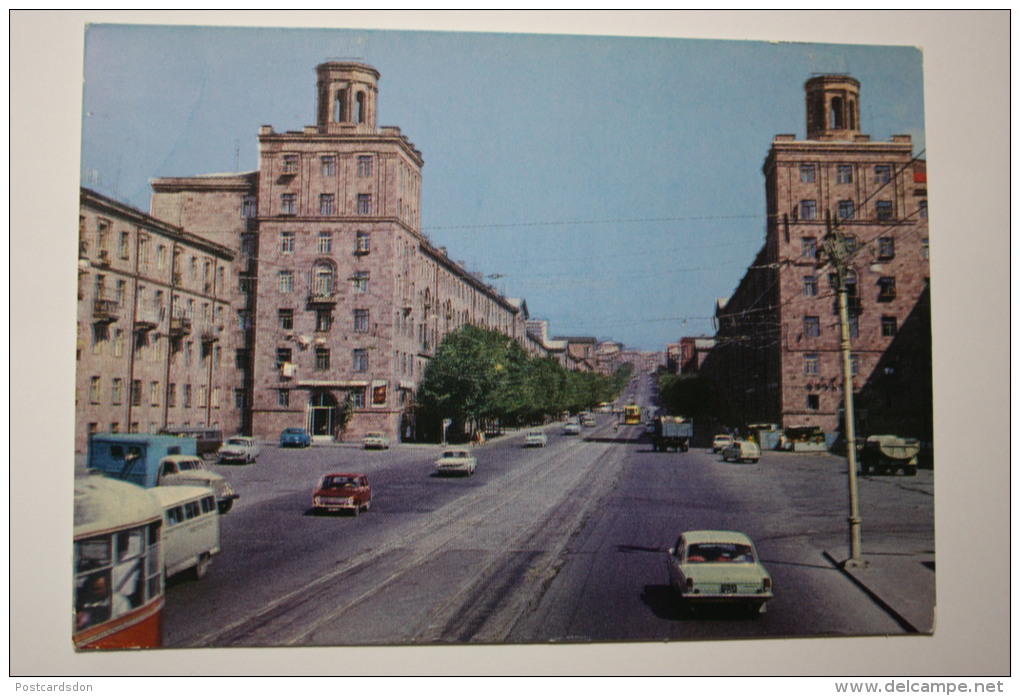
[822,212,867,568]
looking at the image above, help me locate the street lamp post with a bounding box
[822,215,868,569]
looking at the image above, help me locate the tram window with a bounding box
[201,496,215,514]
[110,445,124,459]
[77,537,111,572]
[116,529,144,562]
[76,570,113,630]
[167,506,182,526]
[184,501,200,519]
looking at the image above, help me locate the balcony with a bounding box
[307,290,338,306]
[169,314,192,337]
[135,301,163,332]
[92,297,119,323]
[200,324,223,344]
[95,249,112,267]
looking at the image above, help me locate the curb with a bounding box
[821,550,920,633]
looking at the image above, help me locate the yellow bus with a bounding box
[623,404,641,425]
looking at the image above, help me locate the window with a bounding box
[357,194,371,215]
[804,353,820,376]
[352,271,369,294]
[881,316,898,337]
[355,231,370,254]
[278,309,294,330]
[321,156,336,177]
[919,200,928,220]
[240,234,257,256]
[804,316,820,338]
[352,349,368,372]
[876,201,893,221]
[837,200,855,220]
[276,348,292,368]
[156,245,166,270]
[313,264,334,296]
[319,194,335,216]
[212,387,220,409]
[150,381,160,406]
[315,348,330,371]
[350,388,366,409]
[278,271,293,293]
[801,237,818,260]
[874,165,891,184]
[234,349,248,370]
[242,195,257,218]
[315,309,332,332]
[280,232,295,254]
[114,329,125,357]
[198,386,208,408]
[800,200,817,220]
[799,164,815,183]
[921,237,929,259]
[877,237,895,259]
[878,277,897,300]
[111,378,123,405]
[354,309,369,333]
[357,155,372,177]
[237,309,252,331]
[318,231,333,254]
[90,376,101,404]
[836,165,853,184]
[131,380,142,407]
[119,231,130,259]
[168,383,176,408]
[850,354,859,376]
[277,389,290,407]
[183,384,192,408]
[234,389,245,409]
[282,154,298,174]
[848,315,859,339]
[802,275,818,297]
[806,394,820,410]
[281,194,296,215]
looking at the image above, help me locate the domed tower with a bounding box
[805,74,861,141]
[315,62,380,133]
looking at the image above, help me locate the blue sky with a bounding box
[80,24,925,350]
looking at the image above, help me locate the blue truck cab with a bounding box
[86,433,238,513]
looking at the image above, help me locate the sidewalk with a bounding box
[823,542,936,633]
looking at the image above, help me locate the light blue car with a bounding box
[279,427,312,448]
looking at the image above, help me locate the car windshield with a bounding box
[366,433,382,438]
[322,476,358,488]
[285,429,304,435]
[177,459,203,471]
[443,451,465,459]
[227,438,248,446]
[686,543,755,563]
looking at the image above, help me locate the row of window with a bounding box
[88,377,228,409]
[799,235,929,260]
[86,421,220,436]
[277,308,370,333]
[796,199,895,221]
[801,274,898,300]
[803,352,859,376]
[276,269,369,295]
[278,193,372,216]
[276,347,370,373]
[801,314,899,339]
[279,230,371,255]
[275,387,366,409]
[281,154,374,178]
[798,163,894,185]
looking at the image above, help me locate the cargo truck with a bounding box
[651,416,693,452]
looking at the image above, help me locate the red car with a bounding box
[312,473,372,515]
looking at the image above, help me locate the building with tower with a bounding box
[150,63,527,443]
[700,74,931,442]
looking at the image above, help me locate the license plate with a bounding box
[720,583,738,594]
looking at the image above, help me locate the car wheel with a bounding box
[193,554,211,580]
[217,499,233,514]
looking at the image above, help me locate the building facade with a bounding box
[75,188,237,452]
[151,63,527,443]
[701,75,931,439]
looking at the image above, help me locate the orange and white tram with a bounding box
[74,476,164,649]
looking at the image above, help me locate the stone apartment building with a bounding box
[149,62,527,443]
[75,188,237,452]
[701,75,931,440]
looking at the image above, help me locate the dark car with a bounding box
[279,427,312,448]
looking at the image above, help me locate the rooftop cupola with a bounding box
[805,74,861,141]
[315,62,380,133]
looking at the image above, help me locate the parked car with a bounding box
[435,448,477,476]
[524,431,548,448]
[312,473,372,515]
[665,530,773,616]
[217,436,260,464]
[711,434,735,453]
[562,422,581,436]
[279,427,312,448]
[159,426,223,459]
[580,414,597,428]
[363,431,391,450]
[722,439,761,463]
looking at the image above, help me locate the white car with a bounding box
[722,439,761,463]
[217,436,260,464]
[524,431,548,447]
[711,434,735,453]
[363,431,391,450]
[436,448,477,476]
[562,422,581,436]
[666,530,773,616]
